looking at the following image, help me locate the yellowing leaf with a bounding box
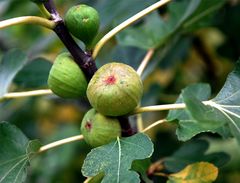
[168,162,218,183]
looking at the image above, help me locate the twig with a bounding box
[92,0,172,59]
[153,172,169,177]
[142,119,167,133]
[137,49,155,76]
[0,16,56,30]
[1,89,53,100]
[39,134,84,153]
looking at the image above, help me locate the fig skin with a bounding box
[87,62,143,116]
[48,52,88,98]
[65,4,100,47]
[81,108,121,147]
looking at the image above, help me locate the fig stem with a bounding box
[0,89,53,102]
[137,48,155,76]
[132,101,212,114]
[141,119,167,133]
[0,16,56,30]
[92,0,171,59]
[39,134,84,153]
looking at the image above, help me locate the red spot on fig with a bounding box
[104,75,116,85]
[85,121,92,131]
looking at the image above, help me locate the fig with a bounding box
[48,52,87,98]
[65,4,100,47]
[87,62,143,116]
[81,108,121,147]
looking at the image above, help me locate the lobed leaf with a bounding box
[0,122,40,183]
[82,133,153,183]
[211,60,240,144]
[167,83,217,141]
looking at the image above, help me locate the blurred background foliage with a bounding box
[0,0,240,182]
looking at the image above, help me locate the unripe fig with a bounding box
[87,62,143,116]
[81,108,121,147]
[65,4,100,47]
[48,52,87,98]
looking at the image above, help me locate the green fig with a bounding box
[48,52,87,98]
[87,62,143,116]
[81,108,121,147]
[65,4,100,47]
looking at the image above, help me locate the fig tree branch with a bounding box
[39,134,84,153]
[0,16,56,30]
[92,0,172,59]
[42,0,97,80]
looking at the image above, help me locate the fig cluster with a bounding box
[81,62,143,147]
[48,4,143,148]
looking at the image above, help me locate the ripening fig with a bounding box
[65,4,100,47]
[81,108,121,147]
[48,52,87,98]
[87,62,143,116]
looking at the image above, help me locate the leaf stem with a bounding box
[142,119,167,133]
[37,3,52,19]
[39,135,84,153]
[132,101,211,114]
[136,113,144,132]
[137,48,155,76]
[92,0,172,59]
[0,16,56,30]
[0,89,53,101]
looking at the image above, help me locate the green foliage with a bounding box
[13,58,51,89]
[82,133,153,182]
[167,84,214,141]
[0,122,40,183]
[131,159,152,183]
[212,60,240,144]
[164,139,230,173]
[0,0,239,182]
[0,49,28,97]
[167,61,240,143]
[117,0,225,49]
